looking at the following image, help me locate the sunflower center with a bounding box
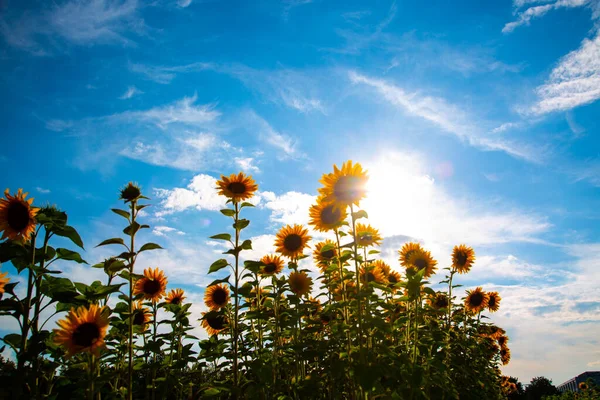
[212,288,227,305]
[321,249,335,259]
[7,201,30,232]
[72,322,100,348]
[488,296,496,307]
[320,205,341,225]
[207,315,225,330]
[170,296,182,305]
[359,234,373,243]
[263,263,277,274]
[133,311,146,326]
[334,176,363,203]
[456,251,468,266]
[365,272,375,282]
[143,279,161,295]
[435,296,448,308]
[388,275,398,284]
[227,182,247,195]
[413,258,427,270]
[469,292,484,307]
[283,234,302,252]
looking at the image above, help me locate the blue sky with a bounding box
[2,0,600,385]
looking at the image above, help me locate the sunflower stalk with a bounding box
[127,198,137,400]
[349,204,364,355]
[233,201,241,393]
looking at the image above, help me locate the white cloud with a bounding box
[152,225,185,236]
[260,191,316,226]
[349,71,541,163]
[45,119,73,132]
[119,85,143,99]
[178,0,192,7]
[491,122,522,134]
[503,0,592,33]
[244,111,306,160]
[282,0,314,20]
[129,62,213,84]
[531,32,600,114]
[36,187,51,194]
[154,174,225,216]
[1,0,144,54]
[234,157,260,173]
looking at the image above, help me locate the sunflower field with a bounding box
[0,161,515,399]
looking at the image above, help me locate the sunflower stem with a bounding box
[127,199,137,400]
[447,271,455,329]
[233,201,240,394]
[349,204,364,356]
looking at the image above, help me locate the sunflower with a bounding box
[451,244,475,274]
[131,301,152,330]
[313,240,337,271]
[500,346,511,365]
[119,182,142,203]
[497,335,508,348]
[216,172,258,202]
[579,382,588,391]
[309,199,347,232]
[398,242,423,267]
[406,248,437,279]
[204,284,230,310]
[483,291,501,313]
[360,264,385,284]
[0,189,39,242]
[165,288,186,305]
[54,304,109,357]
[274,225,311,259]
[0,271,9,294]
[387,270,401,290]
[428,292,449,310]
[134,267,168,302]
[464,287,489,314]
[201,311,228,336]
[355,223,382,247]
[480,324,505,340]
[318,160,368,207]
[306,297,322,317]
[333,279,356,301]
[246,287,269,309]
[259,254,284,276]
[289,271,312,297]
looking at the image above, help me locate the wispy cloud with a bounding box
[503,0,594,33]
[234,157,260,173]
[45,119,74,132]
[491,122,523,134]
[36,187,51,194]
[243,110,306,160]
[152,225,185,236]
[530,32,600,114]
[119,85,143,99]
[282,0,314,20]
[349,71,542,162]
[1,0,144,54]
[154,174,225,217]
[128,62,213,84]
[177,0,193,7]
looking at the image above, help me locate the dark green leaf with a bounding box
[220,209,235,217]
[240,202,255,208]
[111,208,130,220]
[209,233,231,241]
[139,243,163,252]
[96,238,126,248]
[233,219,250,230]
[56,248,88,264]
[352,210,368,220]
[53,225,84,249]
[208,259,229,274]
[240,239,252,250]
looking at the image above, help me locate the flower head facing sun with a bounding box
[464,287,489,314]
[259,254,284,276]
[216,172,258,202]
[500,346,511,365]
[309,199,347,232]
[132,301,151,331]
[487,291,501,312]
[360,264,385,284]
[405,248,437,279]
[0,271,9,294]
[274,224,311,260]
[398,242,423,268]
[289,271,313,297]
[313,240,337,271]
[0,189,39,242]
[355,223,382,248]
[318,161,368,207]
[428,292,449,310]
[165,288,186,305]
[54,304,109,357]
[204,284,230,311]
[579,382,588,391]
[119,182,142,203]
[452,245,475,274]
[201,311,228,336]
[134,267,168,302]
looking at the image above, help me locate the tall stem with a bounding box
[151,302,158,400]
[17,232,37,396]
[447,271,455,329]
[349,205,363,351]
[233,202,240,392]
[128,200,137,400]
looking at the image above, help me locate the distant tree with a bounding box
[508,376,526,400]
[526,376,560,400]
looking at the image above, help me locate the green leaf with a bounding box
[240,239,252,250]
[56,248,88,264]
[233,219,250,230]
[203,388,221,397]
[53,225,84,249]
[123,222,141,236]
[96,238,126,248]
[220,209,235,217]
[208,259,229,274]
[139,243,163,252]
[209,233,231,241]
[2,333,21,350]
[240,202,255,208]
[111,208,130,220]
[351,210,368,220]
